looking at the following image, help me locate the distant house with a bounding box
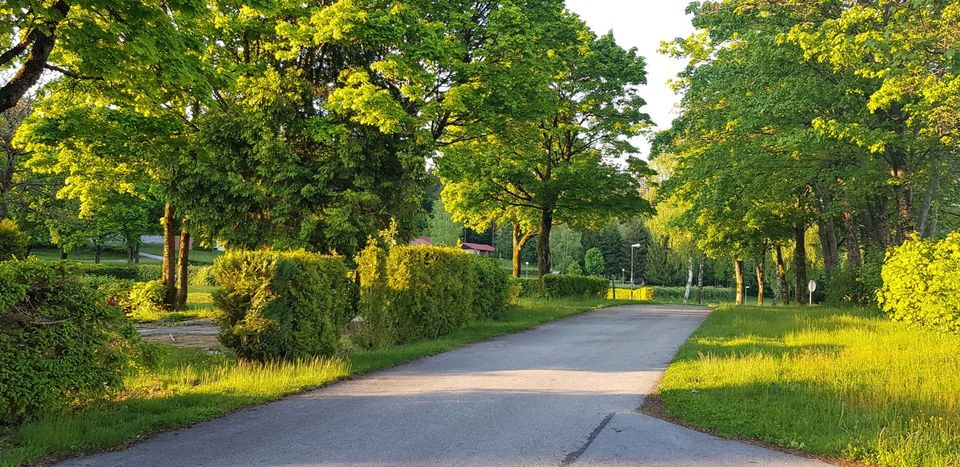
[461,242,495,255]
[409,236,432,247]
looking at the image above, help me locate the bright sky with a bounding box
[564,0,695,158]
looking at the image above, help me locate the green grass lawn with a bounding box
[653,305,960,466]
[0,297,636,466]
[138,244,222,264]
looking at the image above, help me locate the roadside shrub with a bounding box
[652,286,737,304]
[0,260,138,424]
[73,263,163,281]
[879,233,960,333]
[513,277,545,298]
[0,219,28,261]
[358,246,512,346]
[125,280,170,321]
[608,287,655,301]
[213,250,352,361]
[542,274,608,298]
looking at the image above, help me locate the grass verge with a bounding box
[0,297,634,466]
[652,305,960,467]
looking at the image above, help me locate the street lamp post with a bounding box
[524,261,530,279]
[630,244,642,285]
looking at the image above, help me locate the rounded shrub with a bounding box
[0,260,138,424]
[567,261,583,276]
[125,280,170,321]
[879,233,960,333]
[213,250,352,361]
[0,218,28,261]
[584,248,605,276]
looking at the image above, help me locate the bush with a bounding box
[213,250,352,361]
[512,275,608,299]
[879,234,960,333]
[651,286,737,304]
[584,247,605,276]
[125,280,170,321]
[73,263,163,281]
[825,253,884,306]
[358,246,512,346]
[0,260,138,424]
[608,287,655,301]
[567,261,583,275]
[189,265,218,286]
[0,219,28,261]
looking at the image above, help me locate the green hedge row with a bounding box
[212,250,354,361]
[513,275,608,299]
[73,263,164,281]
[879,233,960,333]
[0,260,137,424]
[357,246,511,347]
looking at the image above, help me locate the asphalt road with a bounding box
[64,304,828,467]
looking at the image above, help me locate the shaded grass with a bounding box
[0,297,633,466]
[655,305,960,466]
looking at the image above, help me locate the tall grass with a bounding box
[656,305,960,466]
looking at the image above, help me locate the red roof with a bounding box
[461,242,495,252]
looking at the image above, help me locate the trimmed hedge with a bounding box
[358,246,511,346]
[879,233,960,333]
[212,250,353,361]
[512,275,608,299]
[0,260,138,424]
[0,219,28,261]
[73,263,164,282]
[648,286,737,304]
[608,287,655,301]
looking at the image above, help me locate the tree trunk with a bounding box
[775,245,788,305]
[696,251,705,305]
[755,255,765,307]
[60,248,67,261]
[134,243,140,264]
[816,219,840,278]
[794,226,808,305]
[842,210,863,268]
[890,153,915,244]
[511,223,534,278]
[683,256,694,304]
[162,203,178,309]
[919,158,940,239]
[734,259,745,306]
[95,244,102,264]
[536,209,553,278]
[0,1,70,113]
[127,245,134,264]
[175,218,190,309]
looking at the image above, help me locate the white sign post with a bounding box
[808,280,817,306]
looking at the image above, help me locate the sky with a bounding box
[564,0,695,158]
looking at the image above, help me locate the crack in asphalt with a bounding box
[560,412,616,466]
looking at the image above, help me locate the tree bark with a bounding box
[175,218,190,309]
[775,245,788,305]
[134,243,140,264]
[162,203,178,309]
[683,256,694,304]
[816,219,840,277]
[511,222,534,278]
[536,209,553,278]
[755,255,765,307]
[696,251,705,305]
[0,1,70,113]
[889,152,915,244]
[734,259,745,306]
[842,210,862,268]
[794,226,808,305]
[95,244,102,264]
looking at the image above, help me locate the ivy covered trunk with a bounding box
[734,259,744,306]
[794,225,807,305]
[162,203,178,308]
[537,209,553,278]
[175,218,190,309]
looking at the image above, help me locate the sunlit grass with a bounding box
[655,305,960,466]
[0,297,629,466]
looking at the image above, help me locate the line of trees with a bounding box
[653,0,959,306]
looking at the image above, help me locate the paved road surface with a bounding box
[64,304,828,467]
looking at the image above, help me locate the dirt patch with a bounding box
[141,333,222,350]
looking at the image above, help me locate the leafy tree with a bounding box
[549,225,583,275]
[427,199,462,247]
[439,15,653,277]
[584,248,605,277]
